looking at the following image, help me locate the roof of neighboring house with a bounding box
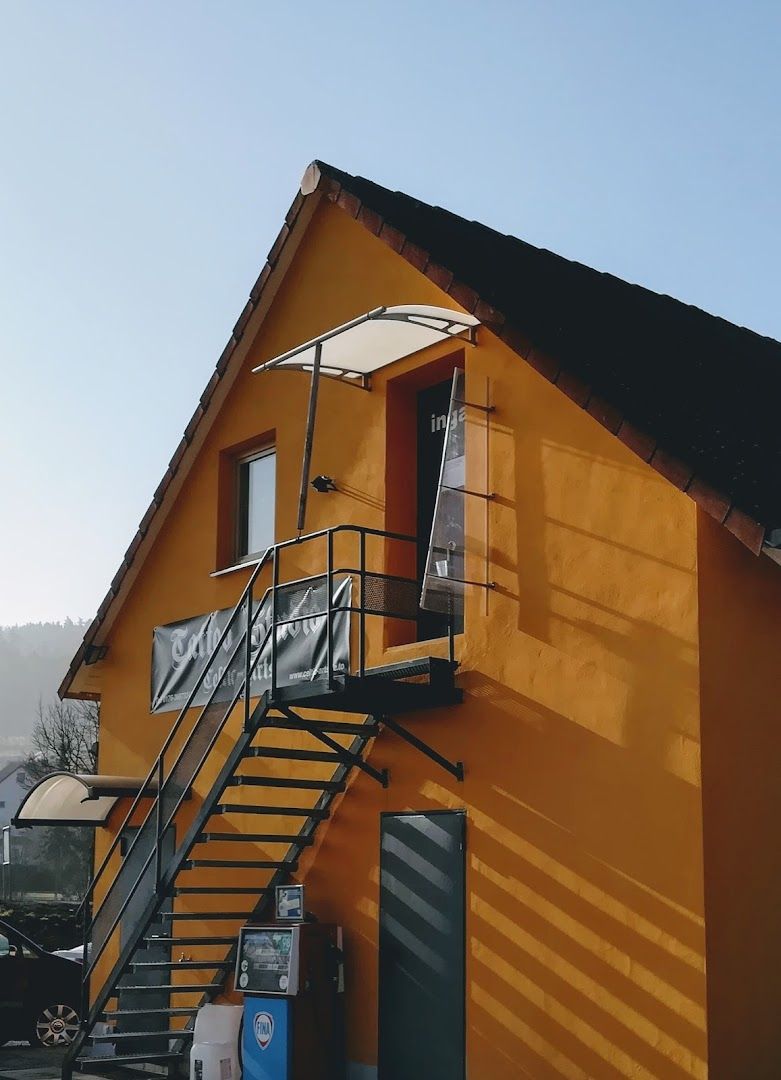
[0,759,24,786]
[59,160,781,698]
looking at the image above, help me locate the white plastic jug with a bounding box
[190,1003,242,1080]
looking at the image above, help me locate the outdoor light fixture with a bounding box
[311,474,337,493]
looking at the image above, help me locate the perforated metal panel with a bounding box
[362,573,419,620]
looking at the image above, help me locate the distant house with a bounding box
[0,759,26,828]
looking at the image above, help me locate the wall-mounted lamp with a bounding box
[311,475,337,493]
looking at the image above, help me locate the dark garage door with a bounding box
[378,810,465,1080]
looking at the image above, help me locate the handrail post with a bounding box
[448,590,455,666]
[326,530,334,689]
[80,887,91,1037]
[154,755,164,887]
[271,545,279,700]
[244,590,252,730]
[359,529,366,678]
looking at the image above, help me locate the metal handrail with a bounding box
[73,523,446,1058]
[77,546,273,922]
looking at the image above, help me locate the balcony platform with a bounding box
[264,656,461,716]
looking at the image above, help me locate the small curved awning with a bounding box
[252,305,480,382]
[12,773,159,828]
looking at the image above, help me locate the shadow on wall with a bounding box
[430,673,705,1079]
[309,661,706,1079]
[305,390,704,1077]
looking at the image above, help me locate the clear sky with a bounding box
[1,1,780,626]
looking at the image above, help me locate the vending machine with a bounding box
[235,887,344,1080]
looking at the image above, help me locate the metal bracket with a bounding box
[380,715,464,782]
[454,397,494,413]
[441,484,495,500]
[277,706,388,787]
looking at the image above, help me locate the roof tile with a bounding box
[400,239,429,272]
[448,280,479,313]
[587,395,623,435]
[526,346,560,382]
[616,420,656,462]
[724,507,764,554]
[232,301,254,340]
[556,371,591,407]
[688,477,731,523]
[184,405,205,442]
[650,448,694,491]
[357,205,383,236]
[267,223,290,266]
[425,262,454,292]
[249,264,272,304]
[378,223,405,253]
[336,189,361,218]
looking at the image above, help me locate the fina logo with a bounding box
[254,1011,274,1051]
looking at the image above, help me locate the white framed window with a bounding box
[236,447,276,560]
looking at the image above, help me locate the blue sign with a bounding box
[243,997,291,1080]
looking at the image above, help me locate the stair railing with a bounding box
[69,523,447,1068]
[75,545,273,1026]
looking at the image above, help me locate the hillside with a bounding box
[0,620,87,757]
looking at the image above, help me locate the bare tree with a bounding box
[21,699,99,785]
[16,699,100,900]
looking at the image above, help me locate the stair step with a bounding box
[217,804,328,818]
[145,935,236,946]
[130,960,234,970]
[103,1007,198,1018]
[92,1028,194,1041]
[174,886,271,895]
[160,911,256,921]
[247,746,344,763]
[183,859,290,870]
[116,983,217,993]
[197,832,313,844]
[265,717,379,736]
[77,1051,183,1067]
[229,775,345,792]
[363,656,442,680]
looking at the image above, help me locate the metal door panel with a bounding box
[378,810,465,1080]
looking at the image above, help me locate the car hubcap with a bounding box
[36,1004,79,1046]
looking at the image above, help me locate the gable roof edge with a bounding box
[59,177,337,700]
[310,161,764,556]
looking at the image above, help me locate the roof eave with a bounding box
[59,174,336,700]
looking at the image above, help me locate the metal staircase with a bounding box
[63,526,463,1079]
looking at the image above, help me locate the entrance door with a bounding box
[378,811,465,1080]
[117,827,174,1050]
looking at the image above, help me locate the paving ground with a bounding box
[0,1044,116,1080]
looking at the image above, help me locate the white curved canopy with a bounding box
[13,773,158,828]
[252,305,479,381]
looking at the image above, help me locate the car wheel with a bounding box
[30,1004,80,1047]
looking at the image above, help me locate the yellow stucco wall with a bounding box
[698,513,781,1079]
[88,197,705,1077]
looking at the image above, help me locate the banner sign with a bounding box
[151,577,352,715]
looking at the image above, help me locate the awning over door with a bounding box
[253,305,479,382]
[12,773,159,828]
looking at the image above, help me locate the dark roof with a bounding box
[0,759,24,785]
[316,161,781,549]
[61,160,780,697]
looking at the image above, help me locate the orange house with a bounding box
[31,161,781,1078]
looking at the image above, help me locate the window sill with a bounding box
[210,558,263,579]
[381,634,465,661]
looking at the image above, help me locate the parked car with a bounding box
[0,919,81,1047]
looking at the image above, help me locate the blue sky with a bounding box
[1,1,780,625]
